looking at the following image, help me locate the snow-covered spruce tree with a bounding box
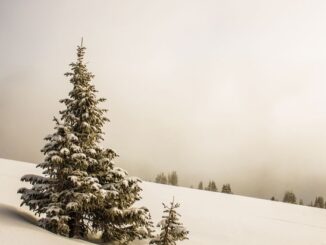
[18,41,153,243]
[150,199,189,245]
[18,117,99,237]
[60,41,153,243]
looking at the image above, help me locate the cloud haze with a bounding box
[1,0,326,202]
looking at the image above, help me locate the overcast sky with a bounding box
[2,0,326,202]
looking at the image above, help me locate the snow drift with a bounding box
[1,158,326,245]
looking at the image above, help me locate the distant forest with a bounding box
[153,171,326,209]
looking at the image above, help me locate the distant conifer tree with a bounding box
[205,181,217,192]
[282,191,296,204]
[314,196,325,208]
[210,181,217,192]
[221,184,232,194]
[156,173,168,184]
[168,171,178,186]
[198,181,203,190]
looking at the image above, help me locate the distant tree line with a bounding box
[198,181,233,194]
[155,172,326,211]
[205,181,217,192]
[154,173,234,194]
[271,191,326,209]
[155,171,178,186]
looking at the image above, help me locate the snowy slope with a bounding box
[1,158,326,245]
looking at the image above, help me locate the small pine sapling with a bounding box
[150,198,189,245]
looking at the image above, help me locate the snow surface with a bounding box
[1,158,326,244]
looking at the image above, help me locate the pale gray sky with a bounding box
[1,0,326,202]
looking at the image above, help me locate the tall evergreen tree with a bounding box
[18,41,153,243]
[150,198,189,245]
[61,41,154,243]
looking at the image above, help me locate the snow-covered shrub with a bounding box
[150,198,189,245]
